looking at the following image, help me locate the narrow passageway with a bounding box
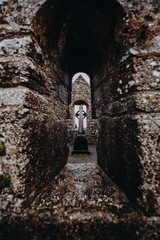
[0,1,160,239]
[26,146,144,239]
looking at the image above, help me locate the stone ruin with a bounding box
[0,0,160,238]
[67,74,98,144]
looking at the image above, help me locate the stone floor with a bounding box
[0,146,160,239]
[68,145,97,164]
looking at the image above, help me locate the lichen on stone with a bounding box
[0,142,6,156]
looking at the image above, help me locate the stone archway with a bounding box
[0,0,159,218]
[31,0,160,215]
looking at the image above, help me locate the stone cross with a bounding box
[75,105,87,134]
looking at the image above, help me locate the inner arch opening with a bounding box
[72,72,90,85]
[31,0,144,209]
[32,0,125,110]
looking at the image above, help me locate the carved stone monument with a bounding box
[72,105,90,154]
[75,105,87,134]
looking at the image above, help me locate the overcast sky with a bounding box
[72,72,90,84]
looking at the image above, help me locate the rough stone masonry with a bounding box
[0,0,159,238]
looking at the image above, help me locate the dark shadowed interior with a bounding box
[32,0,125,106]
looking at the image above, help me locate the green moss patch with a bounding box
[0,142,6,156]
[0,173,11,193]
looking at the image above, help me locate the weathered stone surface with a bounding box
[0,0,159,237]
[97,114,160,215]
[136,114,160,214]
[103,91,160,116]
[92,0,160,217]
[0,151,160,239]
[0,0,70,213]
[0,0,70,214]
[0,87,69,211]
[8,0,46,25]
[0,0,10,24]
[0,33,58,96]
[92,0,160,115]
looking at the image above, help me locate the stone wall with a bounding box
[0,88,68,210]
[0,0,69,211]
[0,0,159,218]
[96,0,160,215]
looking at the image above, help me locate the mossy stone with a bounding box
[0,142,6,156]
[0,173,11,192]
